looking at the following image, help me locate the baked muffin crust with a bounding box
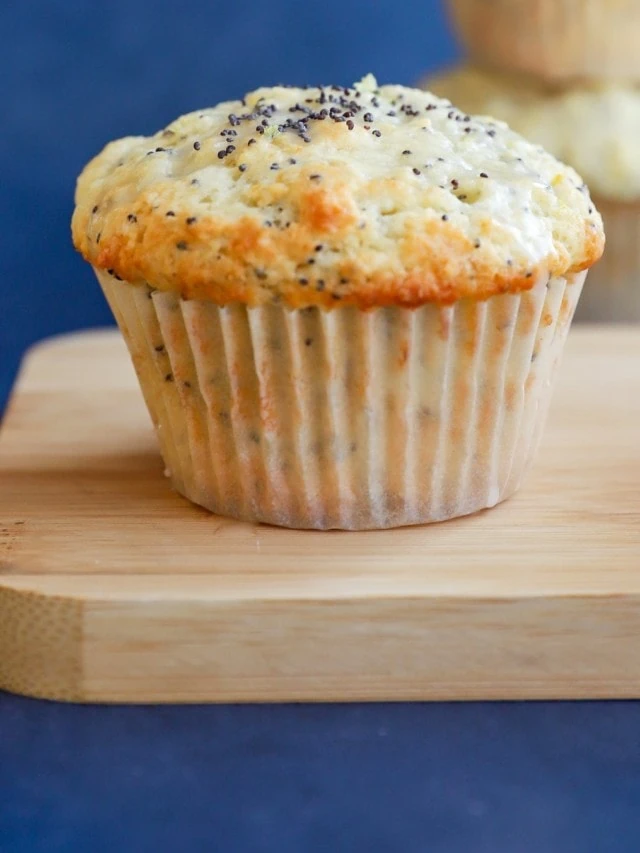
[73,76,603,308]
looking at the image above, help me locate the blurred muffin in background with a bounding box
[447,0,640,82]
[424,66,640,322]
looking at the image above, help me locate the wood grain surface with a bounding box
[1,328,639,703]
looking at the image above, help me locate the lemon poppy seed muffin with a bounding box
[72,76,604,529]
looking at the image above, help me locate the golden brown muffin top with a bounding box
[73,76,603,308]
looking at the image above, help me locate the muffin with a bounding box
[72,76,603,529]
[425,66,639,321]
[447,0,640,82]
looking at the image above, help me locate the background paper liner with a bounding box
[447,0,640,81]
[97,270,585,529]
[575,198,640,323]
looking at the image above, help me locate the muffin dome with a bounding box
[73,76,603,308]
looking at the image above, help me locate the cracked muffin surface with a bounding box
[73,75,603,309]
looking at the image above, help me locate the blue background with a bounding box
[2,3,640,851]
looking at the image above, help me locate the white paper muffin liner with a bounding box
[97,269,585,529]
[575,198,640,323]
[448,0,640,81]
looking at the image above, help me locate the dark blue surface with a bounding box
[2,3,640,851]
[2,695,640,853]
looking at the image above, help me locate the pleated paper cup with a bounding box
[575,198,640,322]
[447,0,640,81]
[97,269,585,529]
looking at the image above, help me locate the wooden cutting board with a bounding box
[1,328,639,704]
